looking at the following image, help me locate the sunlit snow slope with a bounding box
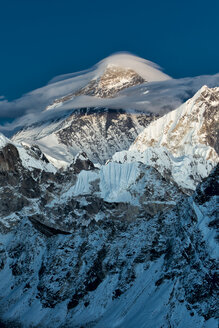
[112,86,219,192]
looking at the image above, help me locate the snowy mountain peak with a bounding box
[189,85,219,106]
[94,53,171,82]
[74,65,146,98]
[112,86,219,192]
[74,53,171,98]
[130,86,219,161]
[45,53,171,109]
[196,85,219,107]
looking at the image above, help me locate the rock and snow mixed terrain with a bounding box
[9,54,219,166]
[12,53,171,166]
[13,108,158,167]
[112,86,219,192]
[0,138,218,327]
[0,54,218,328]
[131,86,219,160]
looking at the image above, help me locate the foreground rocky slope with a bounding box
[0,134,183,230]
[0,139,218,327]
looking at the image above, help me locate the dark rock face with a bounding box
[0,144,22,172]
[29,145,50,163]
[20,175,41,198]
[70,152,95,174]
[29,215,71,237]
[203,106,219,156]
[0,144,55,218]
[13,107,158,165]
[198,87,219,155]
[194,164,219,205]
[0,190,28,217]
[56,108,158,163]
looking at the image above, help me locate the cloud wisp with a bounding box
[0,52,219,137]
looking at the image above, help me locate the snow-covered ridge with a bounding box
[2,50,219,140]
[112,146,215,192]
[17,143,56,172]
[131,85,219,162]
[0,132,56,173]
[112,86,219,191]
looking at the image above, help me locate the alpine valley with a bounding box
[0,53,218,328]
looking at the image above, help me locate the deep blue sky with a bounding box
[0,0,219,101]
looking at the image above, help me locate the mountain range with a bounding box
[0,53,218,328]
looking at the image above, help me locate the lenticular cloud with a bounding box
[0,52,219,137]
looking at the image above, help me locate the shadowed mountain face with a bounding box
[0,143,22,172]
[13,108,159,166]
[56,108,159,164]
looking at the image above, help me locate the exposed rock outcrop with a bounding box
[75,66,146,98]
[0,144,22,172]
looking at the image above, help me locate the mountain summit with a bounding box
[46,53,171,109]
[93,53,171,81]
[74,65,146,98]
